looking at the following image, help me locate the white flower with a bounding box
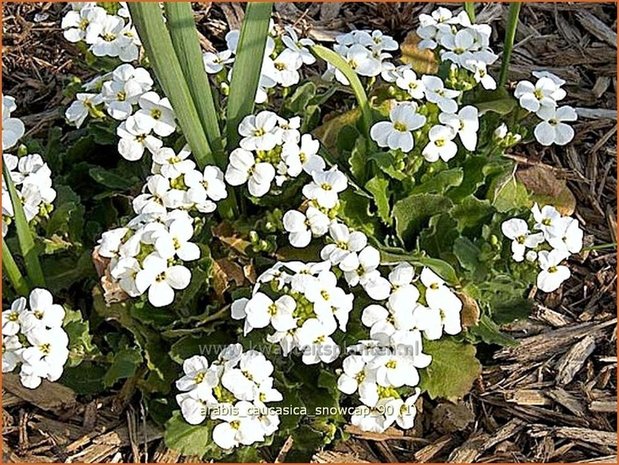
[337,355,372,394]
[134,92,177,137]
[439,106,479,151]
[65,93,104,128]
[117,116,163,161]
[295,318,340,364]
[283,207,330,248]
[534,106,577,146]
[305,270,353,331]
[282,26,316,65]
[135,254,191,307]
[212,401,265,449]
[320,223,368,271]
[238,111,279,151]
[344,44,382,77]
[302,167,348,209]
[153,219,200,261]
[244,293,297,332]
[175,355,218,396]
[422,125,458,162]
[532,70,566,87]
[385,388,421,429]
[203,50,234,74]
[547,217,583,254]
[61,5,107,43]
[369,30,398,52]
[21,327,69,388]
[422,75,460,113]
[19,288,66,333]
[224,148,276,197]
[369,352,419,388]
[412,290,462,340]
[501,218,545,262]
[537,249,571,293]
[440,29,477,66]
[3,297,27,336]
[281,134,325,177]
[532,204,563,239]
[267,49,302,87]
[344,245,381,287]
[351,403,389,432]
[184,165,228,208]
[2,95,25,150]
[152,146,196,179]
[176,390,212,425]
[221,350,274,400]
[370,103,427,153]
[515,76,566,114]
[361,304,414,339]
[2,335,23,373]
[395,69,425,100]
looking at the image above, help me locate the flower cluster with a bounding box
[97,209,200,307]
[176,344,281,450]
[65,63,178,161]
[417,7,498,90]
[225,110,325,197]
[2,96,57,238]
[231,261,349,364]
[501,203,583,292]
[325,30,398,85]
[2,289,69,389]
[515,71,577,146]
[337,264,462,433]
[204,24,316,103]
[61,2,140,62]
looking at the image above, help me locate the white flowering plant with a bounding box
[2,2,596,462]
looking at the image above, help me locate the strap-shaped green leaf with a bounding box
[226,2,273,150]
[128,3,215,168]
[2,237,30,295]
[310,45,372,135]
[164,3,224,162]
[2,158,45,288]
[499,3,522,87]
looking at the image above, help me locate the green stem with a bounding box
[585,243,617,251]
[2,238,30,295]
[499,3,522,87]
[464,2,476,22]
[2,158,45,288]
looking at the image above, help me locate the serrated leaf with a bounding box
[104,347,143,387]
[365,176,391,224]
[164,411,219,458]
[451,196,494,231]
[393,193,453,245]
[368,152,407,181]
[471,88,517,115]
[88,166,138,190]
[380,248,459,285]
[411,168,463,195]
[313,108,361,156]
[488,174,530,213]
[60,363,107,395]
[469,315,517,346]
[420,338,481,399]
[338,190,378,237]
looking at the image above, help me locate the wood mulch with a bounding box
[2,2,616,463]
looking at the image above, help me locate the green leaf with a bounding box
[45,185,85,242]
[380,248,459,284]
[164,411,217,458]
[420,338,481,399]
[419,213,459,259]
[365,176,391,224]
[453,236,481,272]
[2,158,45,287]
[60,362,107,395]
[164,3,224,159]
[226,2,273,149]
[393,193,453,245]
[338,190,378,237]
[488,174,530,213]
[128,3,216,167]
[104,347,144,387]
[411,168,463,195]
[88,166,138,190]
[451,196,494,232]
[447,155,488,201]
[2,237,29,295]
[469,315,517,346]
[348,136,368,184]
[64,308,99,367]
[472,88,517,115]
[310,44,372,135]
[368,152,407,181]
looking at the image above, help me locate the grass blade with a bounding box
[464,2,476,22]
[2,158,45,288]
[499,3,522,87]
[128,3,216,168]
[310,45,372,135]
[2,237,30,295]
[163,3,224,162]
[226,2,273,150]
